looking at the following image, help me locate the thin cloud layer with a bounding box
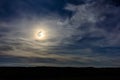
[0,0,120,67]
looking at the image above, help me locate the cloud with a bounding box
[0,0,120,67]
[65,0,120,46]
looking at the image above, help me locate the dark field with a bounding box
[0,67,120,80]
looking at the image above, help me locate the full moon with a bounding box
[34,29,46,40]
[38,31,44,38]
[37,31,45,40]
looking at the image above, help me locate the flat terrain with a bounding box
[0,67,120,80]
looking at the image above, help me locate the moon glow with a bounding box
[34,29,46,40]
[37,31,45,39]
[38,31,44,38]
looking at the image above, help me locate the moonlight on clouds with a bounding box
[0,0,120,67]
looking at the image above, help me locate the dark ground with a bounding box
[0,67,120,80]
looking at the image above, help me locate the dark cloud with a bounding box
[105,0,120,6]
[0,0,74,20]
[93,47,120,56]
[0,45,13,51]
[0,27,11,33]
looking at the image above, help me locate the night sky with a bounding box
[0,0,120,67]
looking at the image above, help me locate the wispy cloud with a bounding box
[0,0,120,67]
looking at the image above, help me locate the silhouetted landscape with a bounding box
[0,67,120,80]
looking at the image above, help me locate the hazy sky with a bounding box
[0,0,120,67]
